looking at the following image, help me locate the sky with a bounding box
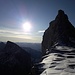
[0,0,75,43]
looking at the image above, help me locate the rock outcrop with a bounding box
[0,42,5,50]
[0,41,31,75]
[42,10,75,55]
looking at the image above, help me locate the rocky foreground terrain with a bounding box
[38,45,75,75]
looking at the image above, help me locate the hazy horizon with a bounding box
[0,0,75,43]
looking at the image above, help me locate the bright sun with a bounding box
[22,22,31,32]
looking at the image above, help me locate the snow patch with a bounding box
[39,46,75,75]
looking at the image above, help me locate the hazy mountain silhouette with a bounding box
[0,41,31,75]
[17,42,41,51]
[42,10,75,55]
[22,47,42,63]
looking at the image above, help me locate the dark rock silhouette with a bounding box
[22,47,42,63]
[0,41,31,75]
[42,10,75,55]
[0,42,5,50]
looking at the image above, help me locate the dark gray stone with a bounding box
[42,10,75,55]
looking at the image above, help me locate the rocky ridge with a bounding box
[0,41,31,75]
[42,10,75,55]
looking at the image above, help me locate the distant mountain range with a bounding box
[22,47,42,63]
[0,41,42,74]
[16,42,41,52]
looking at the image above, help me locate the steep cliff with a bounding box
[42,10,75,55]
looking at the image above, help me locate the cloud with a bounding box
[0,36,34,43]
[0,29,31,35]
[0,29,42,43]
[0,29,32,40]
[38,30,45,33]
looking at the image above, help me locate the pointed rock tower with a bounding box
[42,10,75,55]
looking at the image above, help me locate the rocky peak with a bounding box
[58,10,64,14]
[55,9,68,21]
[4,41,23,52]
[42,10,75,55]
[0,41,31,75]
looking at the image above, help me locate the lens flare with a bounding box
[22,22,31,32]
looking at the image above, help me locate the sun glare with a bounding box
[22,22,31,32]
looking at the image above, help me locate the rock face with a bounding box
[0,41,31,75]
[0,42,5,50]
[42,10,75,55]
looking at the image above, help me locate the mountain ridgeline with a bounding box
[0,41,31,75]
[42,10,75,55]
[0,41,42,75]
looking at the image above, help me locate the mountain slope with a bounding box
[16,42,41,51]
[0,41,31,75]
[22,47,42,63]
[38,46,75,75]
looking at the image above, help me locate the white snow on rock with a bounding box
[39,46,75,75]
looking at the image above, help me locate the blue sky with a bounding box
[0,0,75,43]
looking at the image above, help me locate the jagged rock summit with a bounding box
[42,10,75,55]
